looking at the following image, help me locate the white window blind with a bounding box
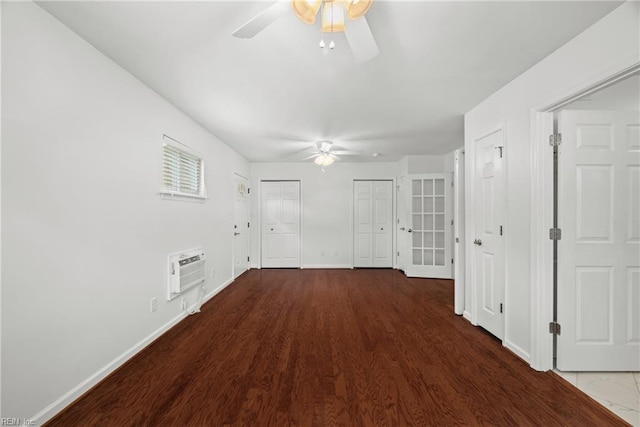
[162,140,204,198]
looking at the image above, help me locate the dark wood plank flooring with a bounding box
[46,269,628,426]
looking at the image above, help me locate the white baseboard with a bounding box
[504,338,531,366]
[32,276,235,425]
[300,264,352,269]
[462,310,475,324]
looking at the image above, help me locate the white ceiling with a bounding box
[38,1,623,162]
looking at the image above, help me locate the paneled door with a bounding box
[472,130,505,340]
[354,180,393,267]
[233,173,250,278]
[261,181,301,268]
[403,174,452,278]
[557,110,640,371]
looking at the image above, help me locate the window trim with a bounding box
[160,134,207,200]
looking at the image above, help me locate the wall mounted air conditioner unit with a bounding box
[168,248,206,300]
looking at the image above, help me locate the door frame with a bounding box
[465,124,507,329]
[529,61,640,371]
[257,179,303,269]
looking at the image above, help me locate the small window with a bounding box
[161,136,205,199]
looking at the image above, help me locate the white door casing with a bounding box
[454,149,466,315]
[473,129,505,340]
[397,176,407,271]
[233,174,250,278]
[354,180,393,268]
[403,173,452,279]
[261,181,301,268]
[556,110,640,371]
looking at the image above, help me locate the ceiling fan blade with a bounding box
[344,16,379,63]
[232,0,290,39]
[332,150,362,156]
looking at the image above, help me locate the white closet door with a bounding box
[354,181,373,267]
[373,181,393,267]
[353,180,393,268]
[557,110,640,371]
[261,181,301,268]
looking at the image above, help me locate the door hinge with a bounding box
[247,256,250,262]
[496,146,504,158]
[247,188,251,194]
[549,228,562,240]
[451,258,454,264]
[247,222,250,228]
[397,251,400,257]
[397,218,400,224]
[549,322,561,335]
[451,220,454,226]
[500,225,503,236]
[500,303,503,314]
[549,133,562,147]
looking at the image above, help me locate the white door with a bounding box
[261,181,301,268]
[353,180,393,267]
[403,174,452,278]
[373,181,393,267]
[396,176,407,271]
[233,174,250,278]
[354,181,373,267]
[473,130,505,340]
[557,110,640,371]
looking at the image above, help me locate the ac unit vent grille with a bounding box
[168,248,206,299]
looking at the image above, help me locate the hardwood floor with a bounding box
[46,269,628,426]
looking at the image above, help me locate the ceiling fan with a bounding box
[303,140,361,167]
[232,0,379,63]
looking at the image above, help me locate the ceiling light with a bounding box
[321,1,345,33]
[319,39,325,48]
[329,40,336,49]
[292,0,323,24]
[293,0,373,35]
[314,153,335,167]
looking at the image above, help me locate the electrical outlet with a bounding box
[150,297,158,313]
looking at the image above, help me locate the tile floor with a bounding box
[554,371,640,426]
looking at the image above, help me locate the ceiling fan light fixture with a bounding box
[314,153,335,167]
[321,1,346,33]
[292,0,323,24]
[345,0,373,20]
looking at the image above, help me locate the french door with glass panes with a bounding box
[403,174,452,278]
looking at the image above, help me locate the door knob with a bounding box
[380,227,384,231]
[400,227,405,231]
[234,232,241,236]
[407,229,413,233]
[473,239,483,246]
[270,228,274,231]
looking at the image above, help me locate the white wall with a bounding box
[398,155,446,176]
[1,2,248,421]
[250,162,397,268]
[464,1,639,365]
